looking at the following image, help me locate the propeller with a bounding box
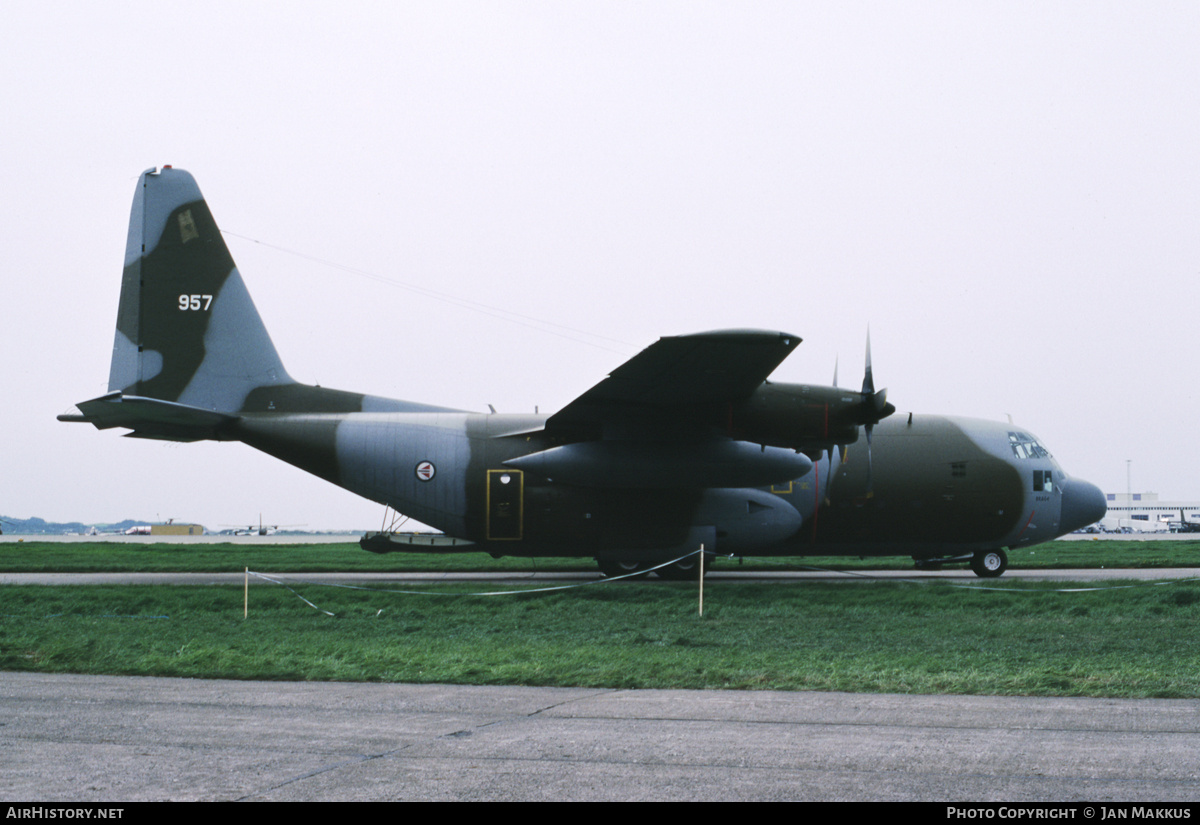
[832,357,845,464]
[827,334,895,481]
[858,330,895,495]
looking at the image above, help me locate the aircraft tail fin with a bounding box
[63,167,457,439]
[106,166,292,412]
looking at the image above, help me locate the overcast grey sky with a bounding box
[3,2,1198,530]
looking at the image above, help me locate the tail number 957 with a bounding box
[178,294,214,311]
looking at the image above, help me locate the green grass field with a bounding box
[1,540,1198,697]
[2,579,1198,696]
[1,537,1197,573]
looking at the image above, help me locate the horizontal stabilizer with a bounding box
[58,392,237,442]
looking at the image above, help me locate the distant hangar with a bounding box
[1102,492,1200,532]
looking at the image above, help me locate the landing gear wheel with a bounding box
[654,555,710,581]
[970,549,1008,578]
[597,559,650,579]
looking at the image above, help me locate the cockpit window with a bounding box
[1008,432,1050,460]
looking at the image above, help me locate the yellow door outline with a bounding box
[486,469,524,540]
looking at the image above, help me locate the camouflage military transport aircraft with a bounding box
[60,167,1107,578]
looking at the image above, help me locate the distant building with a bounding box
[149,523,205,536]
[1101,493,1200,532]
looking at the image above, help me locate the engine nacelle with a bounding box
[728,382,895,451]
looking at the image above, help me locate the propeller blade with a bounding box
[871,387,890,415]
[865,422,875,497]
[861,329,874,396]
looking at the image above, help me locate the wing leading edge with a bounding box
[546,329,801,437]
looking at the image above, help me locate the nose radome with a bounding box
[1060,478,1107,534]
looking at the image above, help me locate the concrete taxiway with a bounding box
[4,671,1200,802]
[4,568,1200,586]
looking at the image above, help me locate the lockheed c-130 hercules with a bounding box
[60,167,1107,579]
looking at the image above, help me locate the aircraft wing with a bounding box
[546,329,800,435]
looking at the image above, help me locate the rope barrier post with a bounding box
[698,544,704,617]
[244,567,248,619]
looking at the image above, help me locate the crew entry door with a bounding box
[487,470,524,540]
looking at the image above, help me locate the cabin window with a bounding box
[1008,432,1050,460]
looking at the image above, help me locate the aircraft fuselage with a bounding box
[232,407,1093,562]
